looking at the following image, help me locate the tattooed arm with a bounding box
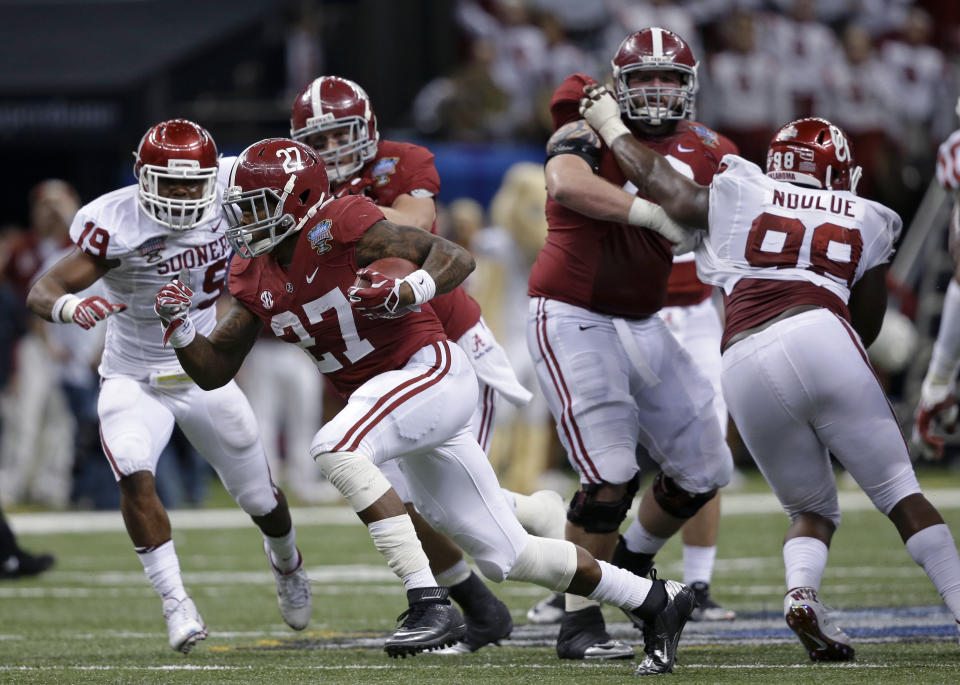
[353,219,475,309]
[544,120,639,223]
[173,299,263,390]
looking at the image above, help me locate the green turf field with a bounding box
[3,469,960,684]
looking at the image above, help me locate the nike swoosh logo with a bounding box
[306,267,319,283]
[579,324,598,331]
[677,144,694,153]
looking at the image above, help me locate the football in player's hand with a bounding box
[352,257,419,289]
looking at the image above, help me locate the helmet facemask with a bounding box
[222,185,297,258]
[137,160,218,231]
[291,114,377,183]
[614,62,697,126]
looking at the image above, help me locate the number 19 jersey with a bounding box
[695,155,902,347]
[68,158,237,379]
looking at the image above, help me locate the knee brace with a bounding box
[506,535,579,591]
[313,451,391,512]
[652,472,717,519]
[567,475,640,534]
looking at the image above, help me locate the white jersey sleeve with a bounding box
[72,184,232,380]
[696,155,901,304]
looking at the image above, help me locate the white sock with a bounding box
[587,560,653,610]
[264,528,299,573]
[435,558,471,587]
[137,540,187,602]
[401,566,438,591]
[783,536,829,591]
[905,524,960,621]
[683,544,717,586]
[622,519,669,555]
[565,593,599,612]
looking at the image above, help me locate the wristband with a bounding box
[168,317,196,348]
[597,117,631,148]
[404,269,437,305]
[52,293,81,323]
[628,196,668,228]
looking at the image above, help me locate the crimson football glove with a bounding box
[913,375,959,460]
[155,269,195,347]
[69,296,127,330]
[347,268,410,319]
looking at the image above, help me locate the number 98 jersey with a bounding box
[67,158,237,379]
[695,155,902,346]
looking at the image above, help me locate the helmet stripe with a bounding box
[651,27,664,58]
[311,78,325,118]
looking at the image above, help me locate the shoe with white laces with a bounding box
[625,577,697,675]
[783,587,855,662]
[526,591,565,624]
[689,582,736,621]
[162,596,207,654]
[263,542,312,630]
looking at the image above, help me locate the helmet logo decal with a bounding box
[276,146,305,173]
[260,290,274,309]
[829,125,851,163]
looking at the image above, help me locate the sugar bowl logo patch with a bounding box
[137,236,166,263]
[690,123,718,149]
[372,157,399,186]
[308,219,333,255]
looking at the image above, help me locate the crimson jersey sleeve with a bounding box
[390,142,440,195]
[550,73,599,130]
[327,195,386,246]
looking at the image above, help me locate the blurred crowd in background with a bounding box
[2,0,959,512]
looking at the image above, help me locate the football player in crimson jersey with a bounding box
[164,137,698,673]
[26,120,312,654]
[528,27,735,661]
[581,84,960,656]
[914,112,960,459]
[290,75,567,652]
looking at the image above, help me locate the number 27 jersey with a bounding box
[695,155,902,344]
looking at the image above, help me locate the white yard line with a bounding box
[9,488,960,536]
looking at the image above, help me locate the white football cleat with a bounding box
[783,587,854,662]
[525,592,565,625]
[264,542,312,630]
[162,596,207,654]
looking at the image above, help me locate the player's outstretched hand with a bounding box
[913,375,959,460]
[70,296,126,330]
[579,84,628,145]
[347,269,409,319]
[155,269,195,347]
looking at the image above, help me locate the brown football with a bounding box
[353,257,420,289]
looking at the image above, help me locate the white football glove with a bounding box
[155,269,196,347]
[579,83,630,146]
[58,295,126,330]
[912,374,959,460]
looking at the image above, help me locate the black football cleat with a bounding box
[689,581,736,621]
[0,550,55,579]
[626,578,697,675]
[434,572,513,653]
[556,605,634,660]
[384,586,467,658]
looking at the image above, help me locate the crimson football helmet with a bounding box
[612,27,698,126]
[766,117,863,194]
[289,76,379,184]
[222,138,330,258]
[133,119,219,230]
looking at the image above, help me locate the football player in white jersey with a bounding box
[26,120,312,654]
[580,87,960,659]
[914,114,960,458]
